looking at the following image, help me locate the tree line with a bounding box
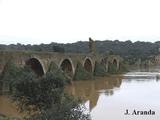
[1,40,160,59]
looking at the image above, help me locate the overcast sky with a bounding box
[0,0,160,45]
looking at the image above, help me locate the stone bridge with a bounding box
[0,51,122,79]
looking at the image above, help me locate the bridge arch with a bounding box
[59,58,75,78]
[83,57,93,72]
[112,59,118,66]
[108,57,120,73]
[25,58,45,76]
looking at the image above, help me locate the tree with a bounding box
[52,45,65,53]
[0,61,22,93]
[10,66,90,120]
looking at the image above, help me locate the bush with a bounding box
[108,63,118,74]
[94,62,107,76]
[0,61,22,93]
[12,71,65,112]
[11,66,90,120]
[27,94,90,120]
[47,62,70,83]
[119,63,128,72]
[47,62,59,72]
[74,62,93,80]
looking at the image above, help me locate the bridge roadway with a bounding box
[0,50,122,78]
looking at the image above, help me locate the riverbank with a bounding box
[0,96,25,119]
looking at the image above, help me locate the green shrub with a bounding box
[11,67,90,120]
[47,62,58,73]
[119,63,128,72]
[0,61,22,93]
[74,62,93,80]
[94,62,107,76]
[27,94,90,120]
[108,63,118,74]
[47,62,70,83]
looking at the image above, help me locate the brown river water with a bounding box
[1,71,160,120]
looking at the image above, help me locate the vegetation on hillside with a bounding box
[0,40,160,59]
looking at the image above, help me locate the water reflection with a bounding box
[66,72,160,120]
[66,76,122,110]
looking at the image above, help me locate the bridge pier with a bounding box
[0,51,123,81]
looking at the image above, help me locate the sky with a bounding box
[0,0,160,45]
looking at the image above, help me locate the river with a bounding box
[66,71,160,120]
[1,71,160,120]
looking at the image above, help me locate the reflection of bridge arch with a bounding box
[83,57,93,72]
[59,58,75,78]
[25,58,45,76]
[66,76,122,111]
